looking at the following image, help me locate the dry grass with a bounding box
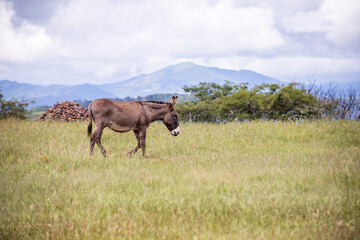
[0,119,359,239]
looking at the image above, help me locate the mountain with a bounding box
[98,62,282,97]
[0,80,116,107]
[0,62,283,107]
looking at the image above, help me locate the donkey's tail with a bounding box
[87,103,93,137]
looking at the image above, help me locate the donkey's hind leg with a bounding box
[91,124,107,157]
[90,138,95,155]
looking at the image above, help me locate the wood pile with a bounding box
[36,101,88,121]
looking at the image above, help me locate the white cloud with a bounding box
[46,0,285,79]
[0,1,55,63]
[283,0,360,47]
[1,0,359,85]
[240,56,360,81]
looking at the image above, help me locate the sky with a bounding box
[0,0,359,85]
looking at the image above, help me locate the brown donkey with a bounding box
[87,96,180,156]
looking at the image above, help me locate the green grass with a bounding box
[0,119,359,239]
[26,111,45,120]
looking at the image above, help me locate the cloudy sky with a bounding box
[0,0,359,85]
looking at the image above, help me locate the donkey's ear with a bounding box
[170,96,178,107]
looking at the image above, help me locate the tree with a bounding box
[176,100,220,122]
[183,80,247,101]
[219,87,263,121]
[259,83,317,120]
[336,88,357,120]
[305,82,359,120]
[0,90,29,119]
[178,81,247,122]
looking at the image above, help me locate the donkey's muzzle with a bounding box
[171,126,180,136]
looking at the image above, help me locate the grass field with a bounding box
[0,119,359,239]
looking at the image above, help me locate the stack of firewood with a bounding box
[36,101,88,121]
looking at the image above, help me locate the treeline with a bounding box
[176,81,360,122]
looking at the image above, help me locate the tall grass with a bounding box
[0,119,359,239]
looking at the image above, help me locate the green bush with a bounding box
[0,90,28,119]
[177,82,358,122]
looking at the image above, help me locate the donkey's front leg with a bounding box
[128,130,141,156]
[128,127,147,157]
[139,128,147,156]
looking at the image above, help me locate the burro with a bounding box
[87,96,180,157]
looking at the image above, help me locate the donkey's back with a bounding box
[88,99,144,135]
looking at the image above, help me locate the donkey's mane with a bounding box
[142,100,171,106]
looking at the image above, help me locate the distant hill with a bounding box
[98,62,282,97]
[0,80,116,107]
[1,62,283,107]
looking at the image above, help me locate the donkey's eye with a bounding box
[173,115,177,119]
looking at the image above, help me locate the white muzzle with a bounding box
[171,126,180,136]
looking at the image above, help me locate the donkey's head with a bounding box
[163,96,180,136]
